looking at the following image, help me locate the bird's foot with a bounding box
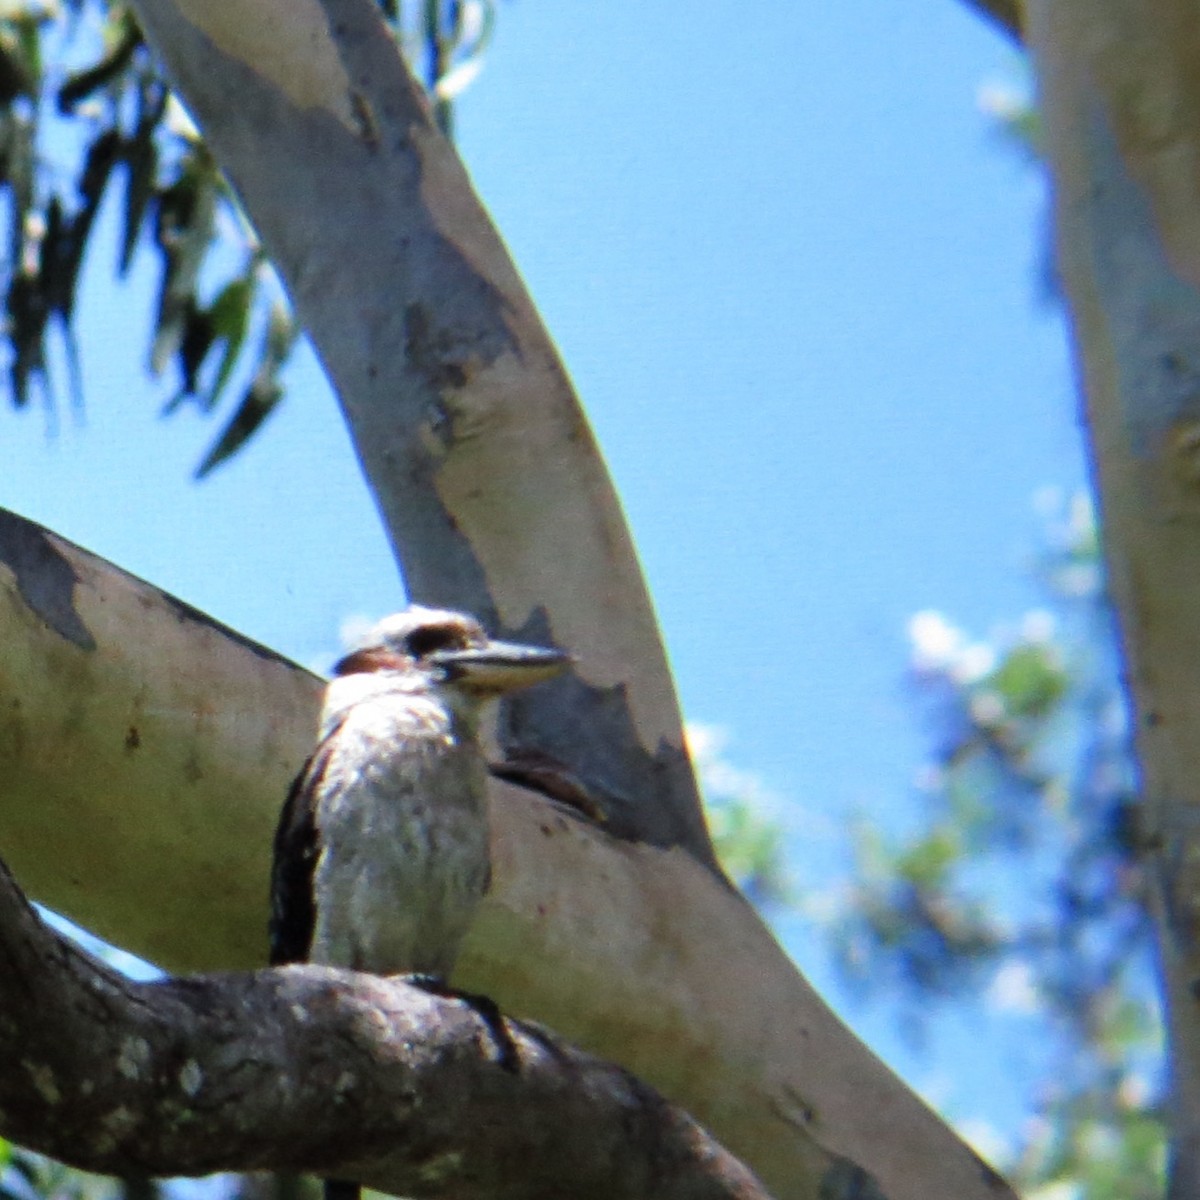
[404,973,520,1074]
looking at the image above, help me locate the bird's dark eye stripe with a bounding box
[404,625,469,658]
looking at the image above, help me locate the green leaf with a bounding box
[119,82,164,276]
[193,302,296,478]
[203,272,253,408]
[193,374,280,479]
[6,214,52,408]
[56,15,140,113]
[45,128,123,320]
[6,110,33,267]
[709,795,791,905]
[0,36,34,103]
[77,126,123,211]
[13,13,41,84]
[150,151,216,374]
[895,828,960,887]
[177,300,214,397]
[984,642,1067,719]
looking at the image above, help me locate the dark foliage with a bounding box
[0,0,496,475]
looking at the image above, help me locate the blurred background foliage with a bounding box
[0,4,1166,1199]
[834,492,1163,1199]
[701,72,1164,1198]
[701,487,1162,1200]
[0,0,494,476]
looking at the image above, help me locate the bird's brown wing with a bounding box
[489,748,608,824]
[268,729,339,966]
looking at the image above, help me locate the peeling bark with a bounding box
[118,0,716,872]
[0,856,769,1200]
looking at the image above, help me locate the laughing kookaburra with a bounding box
[268,606,569,1199]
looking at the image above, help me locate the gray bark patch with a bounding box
[1085,107,1200,455]
[0,510,96,650]
[498,608,721,874]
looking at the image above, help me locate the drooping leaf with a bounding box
[0,35,33,103]
[176,299,213,397]
[193,373,281,479]
[13,13,41,85]
[77,125,123,211]
[194,301,297,478]
[46,127,123,318]
[6,198,54,408]
[150,150,216,375]
[119,80,164,276]
[204,271,254,409]
[6,109,33,268]
[56,14,140,113]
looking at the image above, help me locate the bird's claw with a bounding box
[404,973,521,1074]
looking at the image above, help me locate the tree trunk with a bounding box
[1027,1,1200,1192]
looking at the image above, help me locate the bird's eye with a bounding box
[404,625,469,659]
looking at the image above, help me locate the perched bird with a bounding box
[269,606,569,1199]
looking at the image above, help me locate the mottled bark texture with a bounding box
[0,513,1020,1200]
[1027,0,1200,1193]
[0,857,768,1200]
[121,0,716,874]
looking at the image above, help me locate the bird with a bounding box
[268,605,570,1200]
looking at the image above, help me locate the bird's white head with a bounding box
[330,606,570,715]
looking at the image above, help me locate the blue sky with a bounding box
[1,0,1090,1164]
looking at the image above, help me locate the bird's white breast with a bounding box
[308,679,490,978]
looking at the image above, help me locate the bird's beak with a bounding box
[429,641,571,694]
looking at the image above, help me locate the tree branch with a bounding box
[1025,0,1200,1189]
[0,506,1019,1200]
[0,855,768,1200]
[959,0,1023,41]
[122,0,717,875]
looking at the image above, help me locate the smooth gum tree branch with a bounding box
[121,0,716,873]
[0,507,1018,1200]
